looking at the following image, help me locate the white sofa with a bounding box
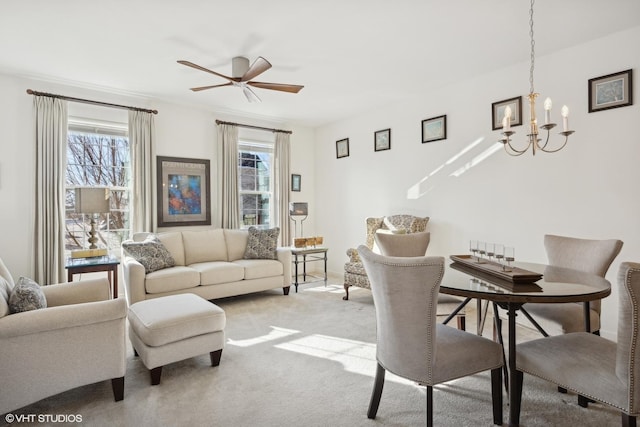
[122,229,292,305]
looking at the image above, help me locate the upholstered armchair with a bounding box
[0,257,127,414]
[344,215,429,300]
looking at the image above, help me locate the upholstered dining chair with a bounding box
[513,262,640,427]
[374,231,467,330]
[358,246,503,426]
[519,234,623,336]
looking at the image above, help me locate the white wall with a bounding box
[0,75,316,283]
[314,26,640,339]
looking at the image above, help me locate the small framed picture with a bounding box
[421,115,447,143]
[374,128,391,152]
[336,138,349,159]
[291,174,301,192]
[492,96,522,130]
[588,69,633,113]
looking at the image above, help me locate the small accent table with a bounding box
[65,255,120,298]
[290,247,328,292]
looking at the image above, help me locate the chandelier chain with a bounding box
[529,0,536,94]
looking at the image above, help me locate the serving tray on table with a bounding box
[450,254,543,284]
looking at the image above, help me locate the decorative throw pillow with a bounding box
[244,226,280,260]
[122,234,176,273]
[9,277,47,314]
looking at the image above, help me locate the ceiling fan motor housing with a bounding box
[232,57,250,78]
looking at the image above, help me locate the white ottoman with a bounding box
[128,294,226,385]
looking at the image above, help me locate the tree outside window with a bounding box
[238,142,273,228]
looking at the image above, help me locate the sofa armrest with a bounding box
[346,248,361,263]
[0,297,127,338]
[276,247,292,286]
[122,255,147,305]
[41,278,111,307]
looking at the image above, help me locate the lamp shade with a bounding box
[289,202,308,216]
[75,187,110,214]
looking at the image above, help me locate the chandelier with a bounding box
[499,0,574,156]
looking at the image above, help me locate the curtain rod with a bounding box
[26,89,158,115]
[215,119,292,135]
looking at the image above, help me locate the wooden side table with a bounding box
[290,246,328,292]
[65,255,120,298]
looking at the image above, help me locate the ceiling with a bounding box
[2,0,639,128]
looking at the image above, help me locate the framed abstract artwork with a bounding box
[588,69,633,113]
[156,156,211,227]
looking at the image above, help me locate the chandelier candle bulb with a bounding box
[544,97,552,124]
[561,105,569,131]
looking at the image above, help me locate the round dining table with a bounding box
[439,258,611,427]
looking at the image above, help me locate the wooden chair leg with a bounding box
[283,286,290,295]
[457,315,466,331]
[623,413,637,427]
[491,368,503,425]
[578,394,590,408]
[111,377,124,401]
[558,386,567,393]
[367,363,385,419]
[426,385,433,427]
[343,284,350,300]
[210,349,222,366]
[150,366,163,385]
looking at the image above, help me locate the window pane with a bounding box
[238,143,274,229]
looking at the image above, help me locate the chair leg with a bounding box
[150,366,163,385]
[210,349,223,366]
[457,315,466,331]
[491,368,503,425]
[558,386,567,393]
[512,370,524,427]
[623,413,637,427]
[343,284,350,301]
[367,363,385,419]
[426,385,433,427]
[111,377,124,401]
[578,394,590,408]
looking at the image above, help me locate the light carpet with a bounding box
[2,277,620,426]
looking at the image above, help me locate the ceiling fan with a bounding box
[177,56,304,103]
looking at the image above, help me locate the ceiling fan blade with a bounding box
[190,83,233,92]
[242,86,262,103]
[248,81,304,93]
[177,60,236,82]
[240,56,272,82]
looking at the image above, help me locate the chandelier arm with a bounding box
[539,133,572,153]
[504,137,532,154]
[503,144,527,157]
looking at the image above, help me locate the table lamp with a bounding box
[74,187,110,257]
[289,202,308,238]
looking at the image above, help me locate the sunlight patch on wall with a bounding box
[449,143,502,177]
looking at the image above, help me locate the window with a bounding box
[238,140,273,228]
[65,119,131,252]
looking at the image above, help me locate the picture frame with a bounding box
[156,156,211,227]
[491,96,523,130]
[291,174,301,192]
[588,69,633,113]
[336,138,350,159]
[374,128,391,152]
[421,115,447,143]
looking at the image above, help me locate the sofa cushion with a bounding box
[190,262,245,286]
[123,234,176,273]
[157,232,185,266]
[9,277,47,313]
[0,276,13,318]
[233,259,284,280]
[144,266,200,294]
[224,229,249,261]
[244,227,279,260]
[182,229,228,265]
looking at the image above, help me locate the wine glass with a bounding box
[494,244,505,267]
[504,246,515,272]
[478,241,487,263]
[469,240,479,261]
[486,243,495,262]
